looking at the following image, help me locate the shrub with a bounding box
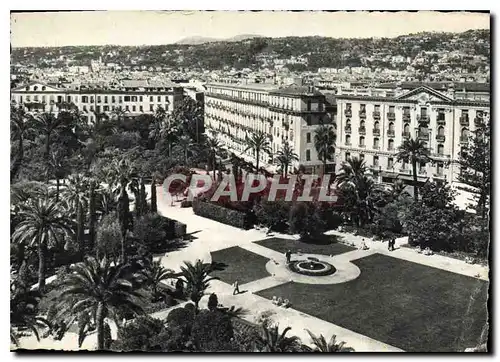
[134,213,187,253]
[289,201,326,240]
[254,199,291,233]
[167,306,195,328]
[191,310,234,352]
[193,199,252,229]
[207,293,218,311]
[112,316,169,351]
[96,212,122,261]
[174,221,187,238]
[180,200,193,208]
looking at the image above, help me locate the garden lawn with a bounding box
[210,246,270,286]
[256,253,489,352]
[255,237,356,256]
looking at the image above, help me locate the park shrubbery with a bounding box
[193,199,253,229]
[134,213,187,253]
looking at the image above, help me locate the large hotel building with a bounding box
[204,82,335,173]
[10,80,184,122]
[335,82,490,184]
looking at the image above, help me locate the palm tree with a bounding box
[139,260,174,301]
[49,149,69,202]
[10,105,34,182]
[314,125,336,175]
[10,280,51,346]
[244,131,271,172]
[336,156,367,186]
[62,174,89,258]
[50,257,144,350]
[32,112,69,182]
[149,110,179,156]
[396,138,432,201]
[206,136,222,179]
[180,260,219,311]
[276,143,299,177]
[256,325,301,352]
[304,330,353,352]
[177,134,195,164]
[88,178,98,252]
[12,199,72,292]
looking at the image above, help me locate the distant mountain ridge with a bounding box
[176,34,262,45]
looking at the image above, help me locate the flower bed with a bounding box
[288,259,336,276]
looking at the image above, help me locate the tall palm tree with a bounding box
[32,112,70,182]
[48,149,68,202]
[396,138,432,201]
[336,156,367,186]
[12,199,72,292]
[10,105,34,182]
[50,257,144,350]
[180,260,219,311]
[87,178,98,252]
[149,110,179,156]
[206,136,222,179]
[244,131,271,172]
[139,260,174,301]
[314,125,336,175]
[276,143,299,177]
[177,135,195,164]
[62,174,89,258]
[256,325,301,352]
[304,330,353,352]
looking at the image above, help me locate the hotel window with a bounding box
[403,106,410,115]
[438,126,445,136]
[42,95,46,103]
[307,100,311,111]
[140,105,143,112]
[373,155,379,167]
[103,105,109,112]
[359,154,365,161]
[150,96,153,102]
[119,96,123,103]
[306,132,311,143]
[90,105,94,112]
[420,107,427,116]
[403,123,410,133]
[125,105,130,111]
[157,96,161,102]
[150,104,154,111]
[111,96,115,103]
[346,103,352,110]
[388,157,394,168]
[26,95,31,102]
[389,122,395,132]
[165,104,169,111]
[97,96,101,103]
[373,138,380,149]
[132,105,136,112]
[389,105,395,113]
[96,106,101,113]
[374,104,380,111]
[437,163,444,176]
[437,144,444,155]
[374,121,380,130]
[91,96,95,103]
[140,96,143,102]
[83,105,87,112]
[124,96,130,102]
[360,104,366,112]
[359,136,365,147]
[306,115,311,125]
[132,96,138,102]
[437,108,445,120]
[19,96,23,103]
[104,96,108,103]
[306,150,311,161]
[82,96,88,103]
[461,128,469,138]
[345,135,351,145]
[34,95,39,102]
[345,152,351,161]
[388,139,394,151]
[67,95,72,102]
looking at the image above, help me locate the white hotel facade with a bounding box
[335,82,490,184]
[204,82,335,174]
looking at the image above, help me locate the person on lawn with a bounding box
[232,280,240,295]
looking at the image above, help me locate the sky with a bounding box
[10,11,490,48]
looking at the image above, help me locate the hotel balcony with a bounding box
[345,142,352,146]
[387,130,395,137]
[436,135,445,142]
[436,116,446,125]
[359,144,366,149]
[474,117,484,126]
[344,109,352,117]
[387,112,396,120]
[460,116,470,126]
[417,114,430,122]
[418,169,427,175]
[402,132,411,139]
[358,126,366,135]
[373,128,381,136]
[460,136,469,144]
[372,111,381,120]
[359,111,367,119]
[418,132,430,141]
[344,126,352,134]
[402,113,411,121]
[373,145,380,150]
[399,168,410,174]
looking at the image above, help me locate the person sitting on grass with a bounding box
[359,239,369,250]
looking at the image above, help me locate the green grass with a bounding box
[255,236,356,256]
[256,253,489,352]
[210,246,270,286]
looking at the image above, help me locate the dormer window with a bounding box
[42,86,46,91]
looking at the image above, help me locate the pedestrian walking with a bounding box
[285,250,292,264]
[232,280,240,295]
[390,238,396,251]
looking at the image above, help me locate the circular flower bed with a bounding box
[288,259,336,276]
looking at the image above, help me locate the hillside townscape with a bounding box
[10,12,490,353]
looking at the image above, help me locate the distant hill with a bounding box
[176,34,262,45]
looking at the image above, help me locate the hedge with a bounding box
[193,200,252,229]
[161,216,187,239]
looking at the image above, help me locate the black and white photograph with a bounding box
[9,10,490,352]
